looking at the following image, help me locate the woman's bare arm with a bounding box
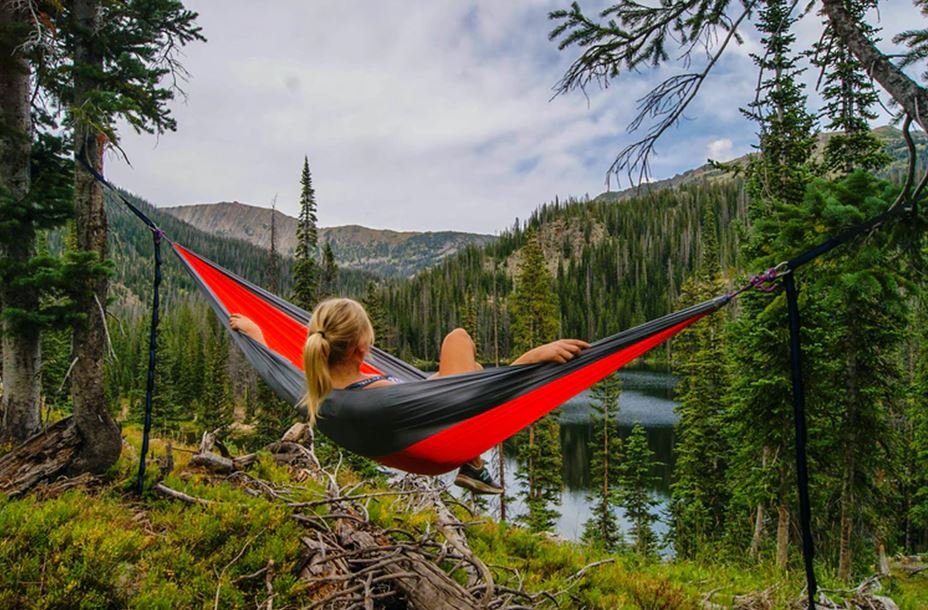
[229,313,267,347]
[511,339,591,365]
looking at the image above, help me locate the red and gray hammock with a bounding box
[84,157,907,610]
[174,244,726,474]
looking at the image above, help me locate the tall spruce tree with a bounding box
[362,281,392,354]
[619,423,659,558]
[266,196,282,295]
[909,287,928,549]
[582,374,623,551]
[812,1,889,174]
[725,0,818,569]
[320,241,338,300]
[511,230,563,532]
[802,173,907,580]
[293,156,320,310]
[669,204,729,558]
[26,0,204,472]
[0,8,79,443]
[199,325,233,432]
[0,3,40,443]
[510,231,559,352]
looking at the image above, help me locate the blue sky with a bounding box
[107,1,924,234]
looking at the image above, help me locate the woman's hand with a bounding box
[511,339,591,365]
[229,313,267,346]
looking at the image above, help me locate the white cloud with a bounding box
[706,138,735,162]
[105,1,924,233]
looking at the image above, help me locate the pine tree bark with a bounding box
[776,504,789,570]
[749,446,770,557]
[68,0,121,474]
[838,462,854,581]
[750,502,765,557]
[822,0,928,133]
[0,1,41,444]
[838,351,858,581]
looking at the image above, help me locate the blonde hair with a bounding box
[303,298,374,424]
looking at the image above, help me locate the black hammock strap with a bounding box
[76,152,166,495]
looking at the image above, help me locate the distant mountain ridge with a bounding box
[592,125,927,203]
[163,202,495,278]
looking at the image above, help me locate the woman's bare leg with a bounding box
[434,328,486,468]
[435,328,482,378]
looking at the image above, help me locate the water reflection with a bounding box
[487,368,679,549]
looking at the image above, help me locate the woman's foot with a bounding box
[454,462,503,495]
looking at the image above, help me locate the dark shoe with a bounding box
[454,463,503,495]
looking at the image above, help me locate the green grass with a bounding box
[1,430,926,609]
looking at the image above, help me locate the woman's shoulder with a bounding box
[343,375,401,390]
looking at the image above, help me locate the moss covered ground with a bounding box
[1,427,925,609]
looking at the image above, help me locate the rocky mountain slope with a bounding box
[163,202,495,278]
[592,125,927,203]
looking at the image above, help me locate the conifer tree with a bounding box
[266,196,282,295]
[15,0,204,472]
[461,293,479,357]
[800,173,907,580]
[200,327,233,431]
[619,423,659,558]
[812,1,889,174]
[669,204,730,558]
[293,157,320,310]
[517,414,563,533]
[725,0,818,569]
[511,231,560,352]
[0,6,78,442]
[253,383,295,447]
[511,230,563,532]
[582,374,623,551]
[362,281,392,354]
[320,241,338,300]
[909,290,928,545]
[0,3,40,442]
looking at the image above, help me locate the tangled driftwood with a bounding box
[158,423,567,609]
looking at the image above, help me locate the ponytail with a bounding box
[302,298,374,425]
[303,331,332,425]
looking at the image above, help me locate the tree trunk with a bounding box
[497,443,507,522]
[838,349,858,582]
[528,424,535,502]
[776,504,789,570]
[822,0,928,133]
[749,502,765,558]
[69,0,121,474]
[838,468,854,581]
[0,1,41,444]
[749,446,770,557]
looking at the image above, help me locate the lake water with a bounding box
[451,368,679,548]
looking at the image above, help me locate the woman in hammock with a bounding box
[230,297,589,495]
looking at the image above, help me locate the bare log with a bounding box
[0,418,81,496]
[189,452,236,474]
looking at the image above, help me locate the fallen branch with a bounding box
[153,482,212,506]
[566,558,615,583]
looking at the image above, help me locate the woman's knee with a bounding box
[442,328,474,350]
